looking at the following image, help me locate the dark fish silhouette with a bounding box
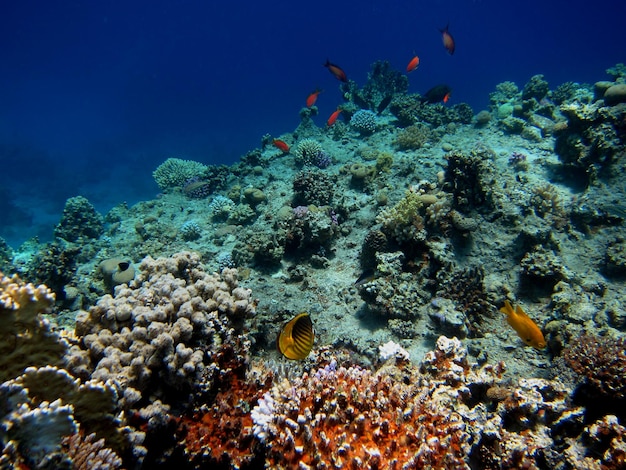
[377,95,393,115]
[421,84,452,104]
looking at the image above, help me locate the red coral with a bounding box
[263,364,471,469]
[177,358,273,468]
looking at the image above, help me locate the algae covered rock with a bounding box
[54,196,104,242]
[603,84,626,105]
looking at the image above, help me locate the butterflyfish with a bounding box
[277,313,315,360]
[500,300,546,350]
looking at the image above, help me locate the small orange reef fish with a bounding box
[324,59,348,82]
[500,300,546,349]
[439,23,455,55]
[306,89,323,107]
[406,54,420,73]
[272,139,290,153]
[277,313,315,360]
[327,108,342,126]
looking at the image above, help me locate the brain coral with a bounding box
[152,158,208,191]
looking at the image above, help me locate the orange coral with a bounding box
[262,362,471,469]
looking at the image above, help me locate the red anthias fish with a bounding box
[406,54,420,73]
[306,89,323,107]
[324,59,348,82]
[327,109,342,126]
[272,139,290,152]
[440,23,455,55]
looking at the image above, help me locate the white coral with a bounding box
[378,340,410,362]
[251,392,276,441]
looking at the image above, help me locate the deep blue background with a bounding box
[1,0,625,246]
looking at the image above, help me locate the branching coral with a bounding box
[152,158,208,191]
[73,252,256,412]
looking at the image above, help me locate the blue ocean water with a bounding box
[1,0,625,247]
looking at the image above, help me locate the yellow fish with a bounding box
[277,313,315,360]
[500,300,546,349]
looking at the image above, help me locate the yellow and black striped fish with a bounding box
[277,313,315,360]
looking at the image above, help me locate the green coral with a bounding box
[376,189,427,244]
[152,157,208,191]
[394,124,434,150]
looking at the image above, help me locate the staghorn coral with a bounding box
[73,252,256,412]
[63,431,123,470]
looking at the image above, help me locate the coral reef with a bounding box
[54,196,104,242]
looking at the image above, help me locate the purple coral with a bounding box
[314,151,332,169]
[509,151,527,165]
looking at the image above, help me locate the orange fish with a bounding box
[272,139,290,153]
[440,23,455,55]
[324,59,348,82]
[443,92,451,103]
[327,109,342,126]
[306,89,323,107]
[499,300,546,350]
[406,54,420,73]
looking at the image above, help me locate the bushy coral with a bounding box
[394,123,435,150]
[179,220,202,241]
[54,196,104,242]
[293,139,323,166]
[292,170,335,206]
[564,334,626,400]
[152,158,208,191]
[208,195,234,220]
[522,74,550,101]
[444,145,496,211]
[376,188,429,244]
[350,109,378,135]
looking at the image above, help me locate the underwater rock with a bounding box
[54,196,104,242]
[603,83,626,105]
